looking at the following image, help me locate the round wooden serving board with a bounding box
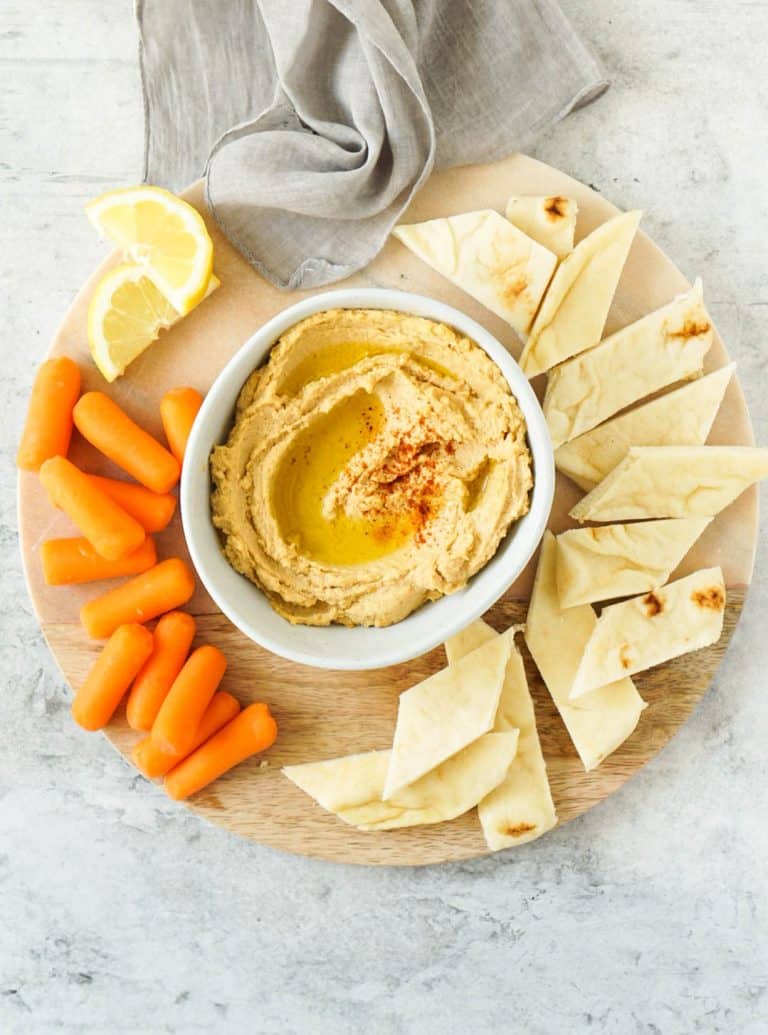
[19,155,757,865]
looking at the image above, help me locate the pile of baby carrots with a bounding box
[17,357,277,800]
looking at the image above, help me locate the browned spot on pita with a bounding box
[504,822,537,837]
[692,585,725,611]
[619,643,633,669]
[495,266,529,302]
[667,318,711,339]
[544,196,569,221]
[643,591,664,617]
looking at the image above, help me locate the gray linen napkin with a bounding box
[137,0,607,290]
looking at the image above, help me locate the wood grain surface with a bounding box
[18,154,757,865]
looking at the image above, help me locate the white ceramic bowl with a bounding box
[182,288,554,670]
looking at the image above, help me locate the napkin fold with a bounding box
[137,0,607,290]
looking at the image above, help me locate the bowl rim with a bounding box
[181,287,554,670]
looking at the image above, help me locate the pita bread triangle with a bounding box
[519,209,642,377]
[505,194,577,258]
[383,631,510,798]
[445,620,557,850]
[393,209,557,338]
[570,446,768,523]
[556,517,712,608]
[524,533,646,771]
[544,278,714,448]
[570,568,726,699]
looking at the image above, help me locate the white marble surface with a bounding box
[2,2,767,1032]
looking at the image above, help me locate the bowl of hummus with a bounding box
[182,289,554,670]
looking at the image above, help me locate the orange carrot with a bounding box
[89,476,177,533]
[73,391,180,493]
[80,557,195,639]
[131,691,240,778]
[41,535,157,586]
[164,703,277,800]
[72,623,154,731]
[151,645,227,755]
[160,387,203,465]
[39,456,146,561]
[17,356,81,471]
[125,610,197,731]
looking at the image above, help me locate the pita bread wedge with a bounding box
[556,517,712,608]
[519,210,642,377]
[570,568,726,699]
[445,620,557,850]
[283,732,519,831]
[524,533,646,771]
[444,618,500,664]
[556,365,735,491]
[544,279,714,448]
[383,632,510,798]
[570,446,768,523]
[505,195,578,259]
[392,210,557,337]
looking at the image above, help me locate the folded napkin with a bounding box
[137,0,607,290]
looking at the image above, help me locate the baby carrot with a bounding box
[164,703,277,801]
[80,557,195,639]
[151,645,227,756]
[72,623,154,731]
[89,476,177,533]
[125,610,197,731]
[73,391,180,493]
[160,387,203,465]
[41,535,157,586]
[131,691,240,778]
[17,356,81,471]
[39,456,146,561]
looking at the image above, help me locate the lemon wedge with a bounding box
[86,186,214,315]
[87,264,219,382]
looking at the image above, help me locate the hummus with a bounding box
[210,308,532,627]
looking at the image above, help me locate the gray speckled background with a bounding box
[2,3,767,1033]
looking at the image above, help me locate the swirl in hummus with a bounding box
[210,308,532,627]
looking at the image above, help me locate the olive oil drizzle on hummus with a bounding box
[272,390,421,565]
